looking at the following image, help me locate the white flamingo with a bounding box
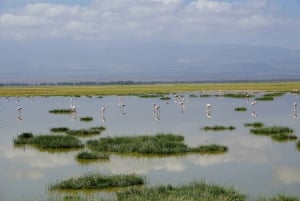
[153,103,160,119]
[100,107,106,121]
[206,104,212,118]
[17,107,23,121]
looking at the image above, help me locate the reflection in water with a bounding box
[1,93,300,200]
[274,166,300,184]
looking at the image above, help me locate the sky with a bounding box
[1,0,300,82]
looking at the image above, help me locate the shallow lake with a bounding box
[1,92,300,200]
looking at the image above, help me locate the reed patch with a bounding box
[14,133,83,149]
[87,133,228,155]
[50,173,145,190]
[249,126,297,142]
[202,125,236,131]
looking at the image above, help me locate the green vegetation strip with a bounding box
[250,126,297,142]
[50,173,145,190]
[117,181,245,201]
[14,133,83,149]
[235,107,247,111]
[76,151,109,160]
[244,122,264,128]
[50,127,70,133]
[117,182,300,201]
[49,108,73,114]
[80,116,93,122]
[1,82,300,96]
[87,133,228,154]
[66,126,105,137]
[202,125,236,131]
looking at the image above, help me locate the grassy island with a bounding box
[87,133,228,155]
[14,133,83,149]
[249,126,297,142]
[50,173,145,190]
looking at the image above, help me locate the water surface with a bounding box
[0,93,300,200]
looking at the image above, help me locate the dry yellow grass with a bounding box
[1,82,300,96]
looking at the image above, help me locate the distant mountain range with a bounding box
[1,41,300,83]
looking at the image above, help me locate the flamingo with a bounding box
[100,107,106,121]
[250,101,256,106]
[153,103,160,119]
[17,107,23,121]
[118,96,126,107]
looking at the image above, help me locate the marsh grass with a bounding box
[223,93,254,98]
[87,133,228,155]
[235,107,247,111]
[49,109,73,114]
[160,96,171,100]
[66,127,105,137]
[80,116,93,122]
[138,94,164,98]
[250,126,297,142]
[202,125,236,131]
[255,96,274,101]
[50,127,70,133]
[117,181,246,201]
[244,122,264,128]
[14,134,83,149]
[297,141,300,151]
[1,82,300,97]
[50,173,145,190]
[76,151,109,160]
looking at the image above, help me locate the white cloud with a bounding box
[0,0,299,46]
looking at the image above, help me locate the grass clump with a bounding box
[14,134,83,149]
[202,125,235,131]
[160,96,171,100]
[255,96,274,101]
[117,181,246,201]
[50,173,145,190]
[244,122,264,128]
[250,126,297,142]
[87,133,228,155]
[80,116,93,122]
[189,144,228,154]
[66,126,105,137]
[235,107,247,111]
[50,127,70,133]
[223,93,254,98]
[49,109,73,114]
[76,151,109,160]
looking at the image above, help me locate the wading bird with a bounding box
[100,107,106,121]
[153,103,160,120]
[17,107,23,121]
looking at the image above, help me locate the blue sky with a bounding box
[1,0,300,82]
[0,0,299,48]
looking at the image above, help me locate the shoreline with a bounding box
[1,81,300,96]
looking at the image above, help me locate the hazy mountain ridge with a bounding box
[1,41,300,83]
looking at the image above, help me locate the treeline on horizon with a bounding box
[1,79,300,87]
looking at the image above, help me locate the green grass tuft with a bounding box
[49,109,73,114]
[14,134,83,149]
[50,127,70,133]
[66,126,105,137]
[244,122,264,128]
[235,107,247,111]
[87,133,228,155]
[117,181,246,201]
[50,173,145,190]
[76,151,109,160]
[202,125,235,131]
[250,126,297,142]
[79,116,93,122]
